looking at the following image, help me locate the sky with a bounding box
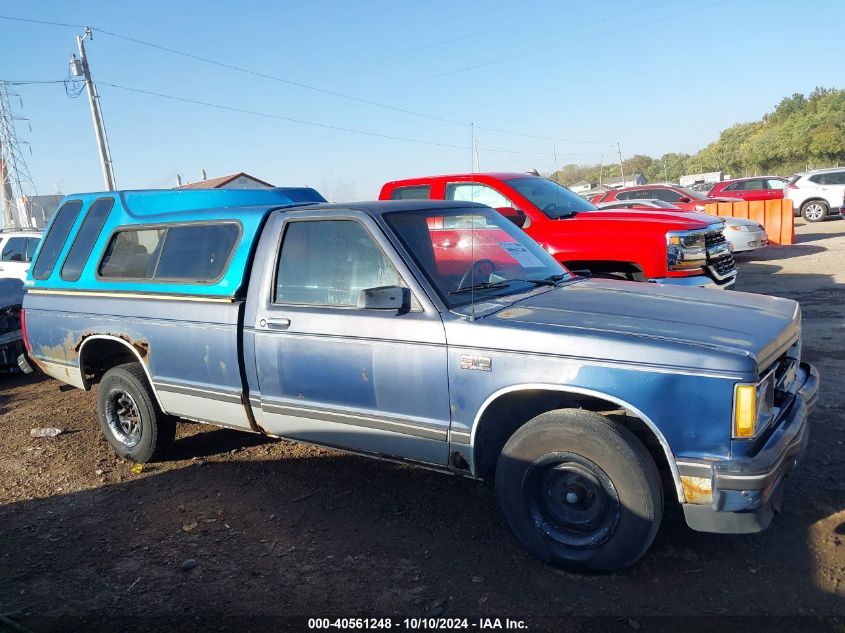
[1,0,843,201]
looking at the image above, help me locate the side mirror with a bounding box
[496,207,527,227]
[357,285,410,311]
[678,197,691,203]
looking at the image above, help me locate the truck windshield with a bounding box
[505,177,597,219]
[384,207,569,309]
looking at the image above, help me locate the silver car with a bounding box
[596,199,768,253]
[786,168,845,222]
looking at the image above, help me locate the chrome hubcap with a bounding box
[106,389,142,448]
[805,204,824,220]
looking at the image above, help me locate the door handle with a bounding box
[261,317,291,330]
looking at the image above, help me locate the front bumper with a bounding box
[649,271,736,290]
[679,361,819,533]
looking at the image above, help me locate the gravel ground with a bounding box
[1,218,843,633]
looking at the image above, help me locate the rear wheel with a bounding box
[97,362,176,463]
[495,409,662,571]
[801,200,828,222]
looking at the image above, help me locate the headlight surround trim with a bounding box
[666,229,707,271]
[733,369,776,439]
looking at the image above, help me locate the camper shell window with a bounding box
[97,221,241,283]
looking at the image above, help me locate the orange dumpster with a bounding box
[705,199,794,245]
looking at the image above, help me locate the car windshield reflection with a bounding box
[384,207,570,309]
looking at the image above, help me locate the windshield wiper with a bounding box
[514,274,569,287]
[449,281,511,295]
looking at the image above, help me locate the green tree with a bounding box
[548,88,845,185]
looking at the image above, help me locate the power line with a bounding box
[0,15,84,29]
[97,81,474,151]
[475,126,613,146]
[0,79,68,85]
[387,1,593,58]
[459,0,675,60]
[422,0,736,80]
[6,76,609,159]
[0,13,617,146]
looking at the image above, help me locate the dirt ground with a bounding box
[1,219,844,633]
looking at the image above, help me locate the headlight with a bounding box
[666,230,706,271]
[728,224,756,232]
[733,370,775,438]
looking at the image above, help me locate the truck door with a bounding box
[249,209,451,466]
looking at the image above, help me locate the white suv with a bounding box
[786,168,845,222]
[0,230,42,281]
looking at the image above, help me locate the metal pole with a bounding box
[77,29,115,191]
[599,154,604,187]
[617,141,625,185]
[470,122,475,172]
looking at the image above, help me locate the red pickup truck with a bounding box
[379,173,736,289]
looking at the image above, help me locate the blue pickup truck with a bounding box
[21,188,819,571]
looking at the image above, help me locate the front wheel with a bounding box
[495,409,662,571]
[801,200,828,222]
[97,362,176,463]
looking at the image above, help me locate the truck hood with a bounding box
[572,210,717,229]
[455,279,799,376]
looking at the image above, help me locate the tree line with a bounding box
[552,87,845,186]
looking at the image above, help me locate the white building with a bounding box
[568,173,646,199]
[680,171,724,187]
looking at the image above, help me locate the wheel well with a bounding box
[79,338,145,389]
[561,260,645,281]
[472,389,671,484]
[801,198,828,209]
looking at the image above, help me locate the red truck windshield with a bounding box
[506,177,597,219]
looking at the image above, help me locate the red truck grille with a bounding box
[705,230,736,281]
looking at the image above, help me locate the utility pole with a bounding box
[470,122,475,172]
[71,27,116,191]
[617,141,625,185]
[599,154,604,187]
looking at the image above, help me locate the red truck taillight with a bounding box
[787,182,800,189]
[21,308,30,351]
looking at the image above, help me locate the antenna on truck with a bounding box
[470,122,476,320]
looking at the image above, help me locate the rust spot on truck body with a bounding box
[76,332,151,359]
[39,331,78,364]
[680,475,713,505]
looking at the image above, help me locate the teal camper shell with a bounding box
[24,187,326,297]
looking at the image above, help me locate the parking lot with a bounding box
[1,218,844,632]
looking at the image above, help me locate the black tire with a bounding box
[97,362,176,463]
[495,409,662,571]
[801,200,828,222]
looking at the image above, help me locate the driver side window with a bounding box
[274,220,403,307]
